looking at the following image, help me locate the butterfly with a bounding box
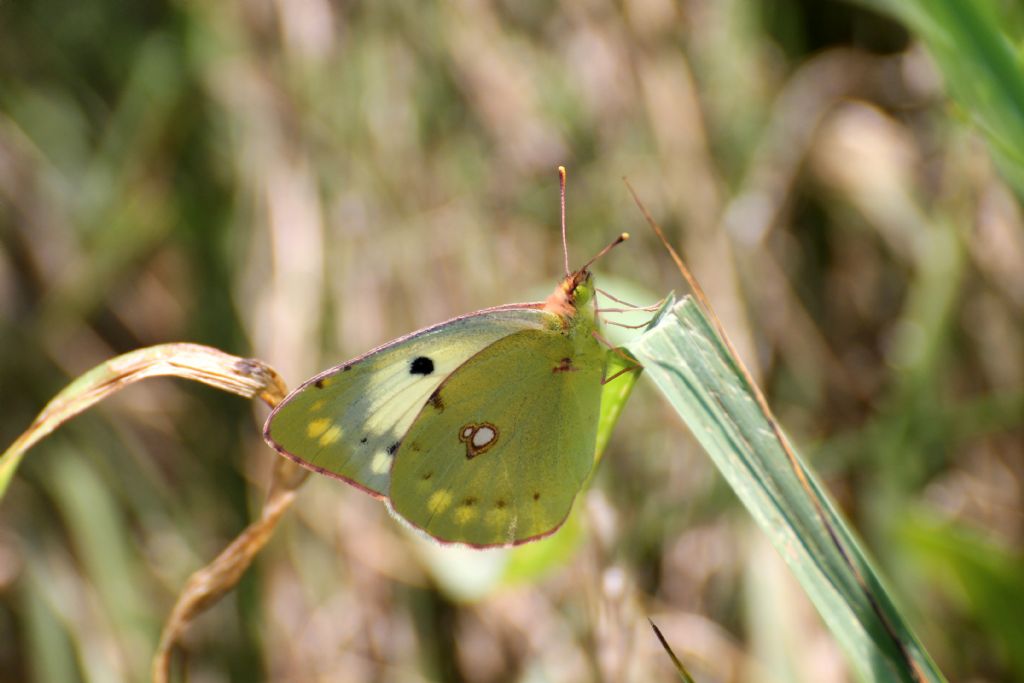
[263,168,630,547]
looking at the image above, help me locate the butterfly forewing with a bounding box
[388,327,604,546]
[264,307,550,497]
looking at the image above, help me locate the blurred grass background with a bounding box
[1,0,1022,681]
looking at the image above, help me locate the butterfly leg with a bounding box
[603,319,657,330]
[596,287,667,311]
[595,290,672,329]
[592,330,643,385]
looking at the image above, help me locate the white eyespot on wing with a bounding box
[472,426,496,449]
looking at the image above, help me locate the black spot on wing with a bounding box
[314,378,325,389]
[387,441,401,455]
[360,437,368,444]
[410,356,434,375]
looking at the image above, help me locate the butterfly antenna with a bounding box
[558,166,571,277]
[580,232,629,273]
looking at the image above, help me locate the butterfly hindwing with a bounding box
[388,326,605,546]
[264,306,551,497]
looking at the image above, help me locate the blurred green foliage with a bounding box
[1,0,1022,681]
[863,0,1024,196]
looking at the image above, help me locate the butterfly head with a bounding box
[544,232,628,320]
[568,269,595,307]
[544,269,593,320]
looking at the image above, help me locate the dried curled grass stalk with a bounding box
[0,342,304,683]
[152,456,308,683]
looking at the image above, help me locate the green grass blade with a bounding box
[595,292,675,466]
[862,0,1024,196]
[626,298,945,683]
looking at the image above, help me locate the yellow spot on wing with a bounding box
[370,451,392,474]
[311,399,326,412]
[454,506,477,524]
[486,508,511,528]
[427,490,452,514]
[319,425,343,446]
[306,418,330,439]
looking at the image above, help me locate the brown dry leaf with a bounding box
[0,342,308,683]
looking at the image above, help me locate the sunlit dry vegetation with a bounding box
[1,0,1022,681]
